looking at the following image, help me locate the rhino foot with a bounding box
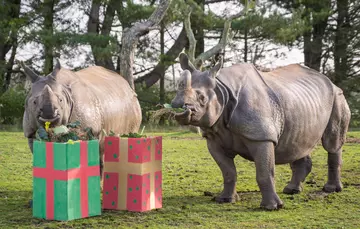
[323,182,343,193]
[212,193,240,203]
[283,184,302,195]
[260,195,284,210]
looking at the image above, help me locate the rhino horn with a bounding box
[20,61,39,83]
[43,84,55,97]
[179,70,192,89]
[179,53,196,73]
[209,56,223,79]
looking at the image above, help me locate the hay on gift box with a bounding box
[35,120,96,142]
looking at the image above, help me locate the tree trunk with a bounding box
[3,41,17,92]
[0,0,21,91]
[244,27,248,62]
[334,0,350,85]
[189,0,205,57]
[303,1,331,71]
[159,22,165,125]
[87,0,115,71]
[43,0,56,75]
[119,0,172,89]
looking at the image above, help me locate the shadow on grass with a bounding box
[0,190,267,227]
[160,131,193,137]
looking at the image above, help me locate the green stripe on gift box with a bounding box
[53,142,80,170]
[88,176,101,216]
[54,180,68,220]
[33,141,46,168]
[67,179,81,220]
[33,177,46,218]
[87,140,100,166]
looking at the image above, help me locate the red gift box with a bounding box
[102,136,162,212]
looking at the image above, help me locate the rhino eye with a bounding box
[196,91,207,104]
[33,100,36,105]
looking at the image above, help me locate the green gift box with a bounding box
[32,140,101,221]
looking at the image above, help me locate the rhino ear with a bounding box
[179,53,196,73]
[209,56,223,79]
[50,59,61,79]
[20,61,39,83]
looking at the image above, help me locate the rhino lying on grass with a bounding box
[171,53,351,210]
[21,60,142,176]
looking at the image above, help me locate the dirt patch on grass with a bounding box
[346,137,360,143]
[307,191,329,200]
[169,136,204,140]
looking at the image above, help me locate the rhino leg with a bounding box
[206,141,239,203]
[98,137,105,192]
[321,92,350,193]
[283,155,312,194]
[28,138,34,154]
[249,141,283,210]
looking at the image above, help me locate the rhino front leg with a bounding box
[283,155,312,194]
[207,141,239,203]
[28,138,34,154]
[249,141,283,210]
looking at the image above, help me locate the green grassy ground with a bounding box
[1,130,360,228]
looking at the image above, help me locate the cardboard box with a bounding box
[32,140,101,221]
[102,136,162,212]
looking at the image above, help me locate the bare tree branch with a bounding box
[205,0,231,4]
[134,67,155,76]
[134,27,188,88]
[184,7,247,68]
[184,8,197,64]
[194,19,233,64]
[119,0,172,89]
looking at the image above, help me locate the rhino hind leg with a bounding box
[283,155,312,194]
[321,92,351,193]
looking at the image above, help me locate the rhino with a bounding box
[171,53,351,210]
[21,60,142,176]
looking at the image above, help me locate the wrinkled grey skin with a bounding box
[22,60,142,177]
[171,53,351,210]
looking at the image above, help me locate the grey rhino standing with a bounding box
[21,60,142,176]
[171,53,351,210]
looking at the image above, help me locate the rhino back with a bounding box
[216,63,283,145]
[263,64,335,163]
[64,66,142,136]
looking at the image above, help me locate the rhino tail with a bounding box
[321,88,351,153]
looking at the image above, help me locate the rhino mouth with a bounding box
[38,115,60,124]
[183,104,197,112]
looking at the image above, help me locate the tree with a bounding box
[119,0,173,89]
[0,0,21,92]
[270,0,332,71]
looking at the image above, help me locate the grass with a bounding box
[1,130,360,228]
